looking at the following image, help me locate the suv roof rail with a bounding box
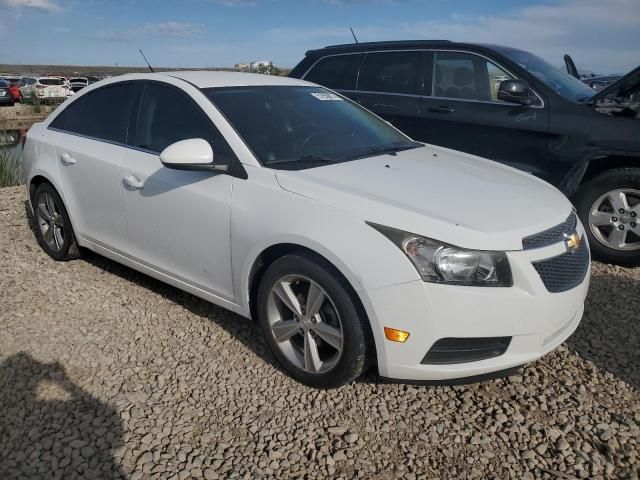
[320,39,451,50]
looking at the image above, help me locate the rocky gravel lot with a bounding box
[0,185,638,480]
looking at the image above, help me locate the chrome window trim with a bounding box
[302,47,545,109]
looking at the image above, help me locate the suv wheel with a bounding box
[256,253,369,388]
[573,168,640,267]
[32,183,81,261]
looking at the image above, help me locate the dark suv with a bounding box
[290,40,640,266]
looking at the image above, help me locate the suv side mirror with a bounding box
[497,79,535,106]
[160,138,228,172]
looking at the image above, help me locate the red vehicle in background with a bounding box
[2,77,23,102]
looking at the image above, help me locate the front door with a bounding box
[120,81,235,300]
[418,51,550,179]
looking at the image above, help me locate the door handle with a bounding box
[59,153,76,165]
[428,105,455,114]
[123,175,144,189]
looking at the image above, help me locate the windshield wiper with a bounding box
[268,154,337,165]
[344,141,422,161]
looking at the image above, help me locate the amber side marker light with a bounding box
[384,327,410,343]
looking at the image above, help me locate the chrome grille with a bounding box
[522,213,577,250]
[532,240,589,293]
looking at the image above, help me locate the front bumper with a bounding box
[360,233,590,382]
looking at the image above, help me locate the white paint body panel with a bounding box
[23,71,589,382]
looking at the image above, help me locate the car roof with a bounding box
[150,71,310,88]
[305,40,513,56]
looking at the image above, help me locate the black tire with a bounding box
[256,253,370,388]
[32,183,81,261]
[573,167,640,267]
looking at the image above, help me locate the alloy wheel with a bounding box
[36,192,66,252]
[266,275,344,374]
[588,188,640,251]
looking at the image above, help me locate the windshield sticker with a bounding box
[311,92,343,101]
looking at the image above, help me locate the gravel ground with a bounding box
[0,185,638,480]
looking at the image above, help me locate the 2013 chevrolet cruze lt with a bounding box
[23,72,590,388]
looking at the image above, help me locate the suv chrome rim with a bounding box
[589,188,640,251]
[267,275,344,374]
[36,192,65,252]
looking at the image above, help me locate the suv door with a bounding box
[419,51,550,177]
[350,51,425,137]
[48,82,139,251]
[121,81,235,301]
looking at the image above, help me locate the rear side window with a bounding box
[49,83,137,144]
[131,82,236,165]
[39,78,62,86]
[357,51,421,95]
[304,54,361,90]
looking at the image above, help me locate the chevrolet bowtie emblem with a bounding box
[565,231,581,252]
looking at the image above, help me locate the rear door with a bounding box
[48,82,139,250]
[120,81,235,300]
[419,51,550,176]
[350,51,425,137]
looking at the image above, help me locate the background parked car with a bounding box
[1,76,22,102]
[0,79,15,106]
[584,75,623,91]
[20,77,69,101]
[69,77,88,92]
[86,76,101,85]
[290,40,640,266]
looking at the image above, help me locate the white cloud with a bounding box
[98,22,204,41]
[269,0,640,73]
[0,0,60,12]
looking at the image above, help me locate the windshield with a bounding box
[204,86,418,169]
[494,47,595,102]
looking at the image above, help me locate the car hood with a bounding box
[275,145,572,251]
[590,65,640,102]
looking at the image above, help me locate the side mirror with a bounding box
[160,138,228,172]
[497,79,535,106]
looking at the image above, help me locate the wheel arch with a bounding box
[246,242,378,368]
[579,153,640,188]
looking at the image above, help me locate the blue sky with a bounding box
[0,0,638,73]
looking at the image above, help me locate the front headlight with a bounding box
[368,223,512,287]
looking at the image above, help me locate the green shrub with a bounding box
[0,147,24,187]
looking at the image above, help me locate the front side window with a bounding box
[434,51,514,102]
[205,85,418,170]
[131,82,236,165]
[304,54,361,90]
[357,51,421,95]
[49,83,137,144]
[493,46,594,103]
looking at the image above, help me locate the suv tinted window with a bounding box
[357,51,421,95]
[304,54,361,90]
[131,82,236,165]
[50,83,136,143]
[433,51,513,102]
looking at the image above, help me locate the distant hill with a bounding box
[0,64,237,77]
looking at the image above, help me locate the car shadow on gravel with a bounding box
[566,269,640,391]
[0,353,127,479]
[80,249,388,386]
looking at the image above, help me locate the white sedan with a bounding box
[22,72,590,388]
